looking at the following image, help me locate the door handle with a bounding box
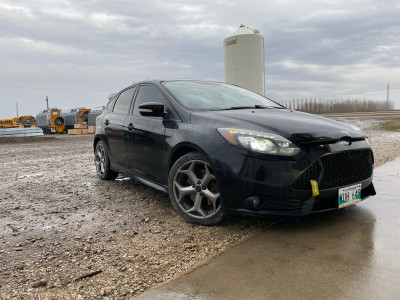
[104,119,109,126]
[125,123,135,131]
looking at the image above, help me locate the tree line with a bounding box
[278,98,395,114]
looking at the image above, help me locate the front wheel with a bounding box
[168,152,223,225]
[94,140,118,180]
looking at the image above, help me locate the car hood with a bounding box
[190,108,367,144]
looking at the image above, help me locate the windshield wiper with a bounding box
[255,105,286,109]
[228,106,255,110]
[211,105,284,111]
[228,105,283,110]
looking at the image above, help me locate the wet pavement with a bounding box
[139,157,400,300]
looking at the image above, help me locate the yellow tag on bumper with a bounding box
[310,180,320,197]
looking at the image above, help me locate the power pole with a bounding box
[16,103,19,117]
[46,96,49,110]
[387,83,389,110]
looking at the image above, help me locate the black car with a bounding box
[94,80,375,225]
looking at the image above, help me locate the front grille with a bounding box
[293,150,373,190]
[292,161,321,190]
[319,150,373,189]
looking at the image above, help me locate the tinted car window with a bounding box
[133,86,165,116]
[106,97,117,112]
[163,81,282,110]
[113,87,136,114]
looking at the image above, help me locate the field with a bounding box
[380,120,400,131]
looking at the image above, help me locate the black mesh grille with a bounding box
[292,162,321,190]
[293,150,373,190]
[262,198,305,212]
[319,150,373,189]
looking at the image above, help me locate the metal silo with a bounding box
[88,106,105,126]
[61,109,77,130]
[61,108,92,130]
[223,25,265,95]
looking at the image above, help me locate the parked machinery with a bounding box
[61,109,76,130]
[77,108,91,122]
[36,109,64,133]
[61,108,91,130]
[18,115,36,128]
[87,106,105,126]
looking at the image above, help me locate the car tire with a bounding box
[168,152,223,225]
[94,140,118,180]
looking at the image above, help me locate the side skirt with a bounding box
[110,162,168,193]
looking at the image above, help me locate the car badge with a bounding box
[338,138,351,146]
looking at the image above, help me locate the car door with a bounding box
[123,84,166,183]
[104,87,136,169]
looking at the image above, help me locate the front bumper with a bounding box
[210,140,376,216]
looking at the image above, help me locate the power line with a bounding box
[387,83,390,109]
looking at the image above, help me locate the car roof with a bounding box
[134,79,224,85]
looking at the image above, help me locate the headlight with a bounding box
[217,128,300,156]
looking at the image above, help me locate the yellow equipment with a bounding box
[18,115,36,128]
[77,109,91,123]
[0,118,20,128]
[36,109,65,133]
[50,109,65,133]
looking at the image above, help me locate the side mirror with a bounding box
[138,102,166,117]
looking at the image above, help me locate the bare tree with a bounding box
[290,98,394,114]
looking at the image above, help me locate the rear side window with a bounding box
[113,87,136,114]
[133,86,165,116]
[106,97,117,112]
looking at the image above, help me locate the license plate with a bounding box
[338,183,362,208]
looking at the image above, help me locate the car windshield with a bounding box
[162,81,283,110]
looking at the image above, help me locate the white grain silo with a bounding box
[223,25,264,95]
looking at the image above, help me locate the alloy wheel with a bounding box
[173,159,221,219]
[95,144,106,176]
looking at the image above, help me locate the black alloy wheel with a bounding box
[94,141,118,180]
[168,152,223,225]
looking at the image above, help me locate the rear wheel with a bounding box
[94,141,118,180]
[168,152,223,225]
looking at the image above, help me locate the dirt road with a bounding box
[0,135,270,299]
[0,118,399,299]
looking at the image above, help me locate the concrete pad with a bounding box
[139,158,400,300]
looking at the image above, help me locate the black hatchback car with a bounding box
[94,80,375,225]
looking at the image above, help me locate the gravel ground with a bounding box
[0,118,399,299]
[336,117,400,167]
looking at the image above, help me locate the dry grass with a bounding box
[379,120,400,131]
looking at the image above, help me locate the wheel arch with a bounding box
[168,142,210,172]
[93,135,107,152]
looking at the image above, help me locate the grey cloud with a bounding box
[0,0,399,118]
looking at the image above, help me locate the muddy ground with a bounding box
[0,118,399,299]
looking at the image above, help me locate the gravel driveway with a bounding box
[1,118,399,299]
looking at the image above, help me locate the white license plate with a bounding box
[338,183,362,208]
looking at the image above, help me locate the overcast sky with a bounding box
[1,0,399,118]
